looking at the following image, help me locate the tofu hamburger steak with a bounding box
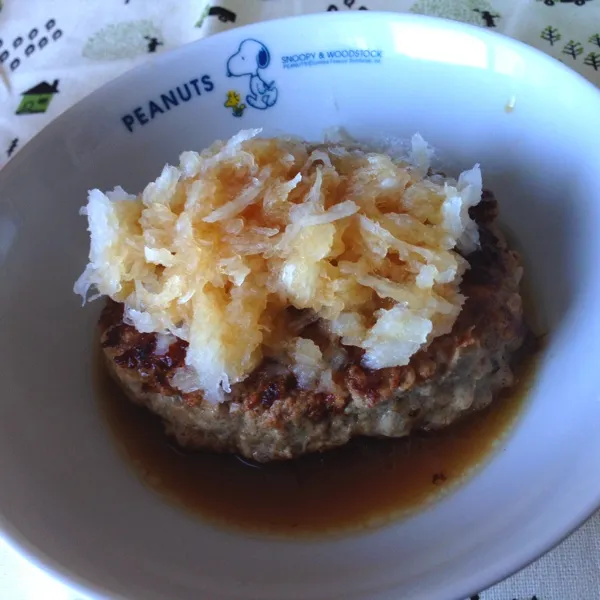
[75,131,527,462]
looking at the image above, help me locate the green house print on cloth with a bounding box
[16,80,59,115]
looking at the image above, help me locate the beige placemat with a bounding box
[1,1,599,598]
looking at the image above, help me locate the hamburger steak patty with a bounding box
[99,192,527,462]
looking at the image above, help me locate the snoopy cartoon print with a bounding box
[226,39,278,110]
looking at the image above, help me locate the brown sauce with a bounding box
[95,348,539,537]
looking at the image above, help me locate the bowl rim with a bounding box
[1,10,600,600]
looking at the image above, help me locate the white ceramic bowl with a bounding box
[2,12,600,600]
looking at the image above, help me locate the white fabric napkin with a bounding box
[1,0,600,598]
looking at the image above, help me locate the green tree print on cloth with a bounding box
[82,20,164,61]
[541,26,562,46]
[584,51,600,70]
[410,0,499,27]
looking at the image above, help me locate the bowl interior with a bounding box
[1,12,600,600]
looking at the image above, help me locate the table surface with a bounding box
[1,0,600,598]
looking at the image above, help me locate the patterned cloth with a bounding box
[1,0,599,598]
